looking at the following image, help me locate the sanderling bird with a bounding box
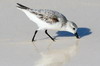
[17,3,80,42]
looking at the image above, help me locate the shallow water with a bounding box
[0,0,100,66]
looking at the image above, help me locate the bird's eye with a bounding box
[73,28,75,30]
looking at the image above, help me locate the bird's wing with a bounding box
[30,9,67,24]
[16,3,67,24]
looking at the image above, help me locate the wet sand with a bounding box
[0,0,100,66]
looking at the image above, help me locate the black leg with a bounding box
[32,30,38,42]
[45,30,55,41]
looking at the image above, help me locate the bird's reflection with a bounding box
[33,40,80,66]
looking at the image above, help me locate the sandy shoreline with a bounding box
[0,0,100,66]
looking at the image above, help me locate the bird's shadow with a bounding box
[54,27,92,38]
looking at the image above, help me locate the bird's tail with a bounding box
[16,3,30,10]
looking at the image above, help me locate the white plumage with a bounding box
[17,3,79,41]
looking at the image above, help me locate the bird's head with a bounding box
[66,21,80,39]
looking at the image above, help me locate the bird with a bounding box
[16,3,80,42]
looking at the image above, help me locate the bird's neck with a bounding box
[60,24,67,31]
[60,22,70,31]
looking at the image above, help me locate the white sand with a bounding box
[0,0,100,66]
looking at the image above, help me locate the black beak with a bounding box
[75,32,80,39]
